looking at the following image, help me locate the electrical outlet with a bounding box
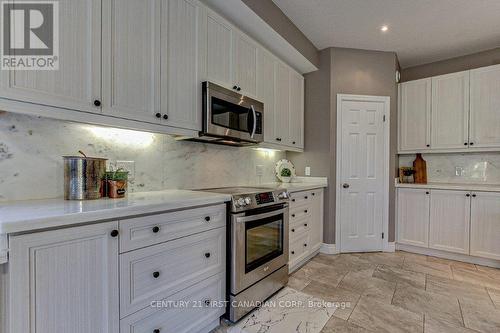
[455,166,465,177]
[116,160,136,180]
[256,165,264,176]
[305,166,311,176]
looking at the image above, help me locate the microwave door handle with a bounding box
[250,105,257,138]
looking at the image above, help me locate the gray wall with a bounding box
[289,47,399,244]
[241,0,319,68]
[402,47,500,81]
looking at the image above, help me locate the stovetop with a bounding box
[198,186,289,212]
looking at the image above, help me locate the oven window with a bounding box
[211,96,252,133]
[245,213,283,273]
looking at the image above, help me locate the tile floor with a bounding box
[215,251,500,333]
[295,251,500,333]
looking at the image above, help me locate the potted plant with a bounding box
[280,168,292,183]
[104,169,129,198]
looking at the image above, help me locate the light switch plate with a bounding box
[116,160,136,180]
[256,165,264,176]
[305,166,311,176]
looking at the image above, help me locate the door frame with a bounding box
[335,94,391,252]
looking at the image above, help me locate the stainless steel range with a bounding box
[201,186,290,322]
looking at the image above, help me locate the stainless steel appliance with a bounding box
[200,187,289,322]
[180,82,264,146]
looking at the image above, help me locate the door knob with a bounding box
[343,183,350,189]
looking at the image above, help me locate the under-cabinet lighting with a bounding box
[84,126,155,147]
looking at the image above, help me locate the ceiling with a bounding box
[272,0,500,68]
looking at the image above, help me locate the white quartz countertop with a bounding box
[395,182,500,192]
[262,177,328,192]
[0,190,231,235]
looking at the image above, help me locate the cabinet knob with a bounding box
[152,226,160,233]
[464,142,468,146]
[292,198,296,202]
[305,196,308,199]
[276,138,281,142]
[110,230,119,237]
[466,193,470,197]
[304,223,308,227]
[312,192,315,196]
[304,209,308,213]
[152,271,160,278]
[205,216,211,222]
[304,243,307,247]
[291,228,295,232]
[470,142,474,146]
[472,194,477,198]
[237,87,241,91]
[163,114,168,120]
[205,252,211,258]
[343,184,350,189]
[153,329,160,333]
[425,191,430,195]
[155,112,161,118]
[426,144,430,147]
[233,85,238,90]
[291,251,295,254]
[292,141,296,145]
[93,99,101,107]
[291,214,296,217]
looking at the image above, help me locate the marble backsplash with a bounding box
[399,153,500,184]
[0,112,285,202]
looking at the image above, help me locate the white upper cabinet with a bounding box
[399,78,432,151]
[274,62,291,145]
[204,9,234,89]
[233,33,258,98]
[257,49,277,143]
[470,191,500,260]
[0,0,101,113]
[102,0,161,123]
[429,190,470,254]
[161,0,203,130]
[469,64,500,148]
[397,188,430,247]
[431,71,470,149]
[289,71,304,148]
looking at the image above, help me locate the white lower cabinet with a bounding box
[8,222,120,333]
[397,188,430,247]
[288,188,324,271]
[470,192,500,260]
[4,204,226,333]
[429,190,470,254]
[397,187,500,261]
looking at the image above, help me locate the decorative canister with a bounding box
[63,151,107,200]
[104,169,129,199]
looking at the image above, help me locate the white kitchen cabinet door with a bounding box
[397,188,430,247]
[257,48,277,143]
[431,71,470,149]
[289,71,305,148]
[309,189,324,250]
[233,33,258,98]
[469,64,500,148]
[204,9,234,89]
[0,0,101,113]
[274,62,291,145]
[102,0,161,123]
[429,190,470,254]
[161,0,203,130]
[470,192,500,260]
[399,78,432,151]
[9,222,119,333]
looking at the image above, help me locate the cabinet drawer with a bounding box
[120,228,225,317]
[290,219,310,240]
[290,204,312,222]
[120,204,226,252]
[289,232,309,263]
[289,189,321,208]
[120,273,225,333]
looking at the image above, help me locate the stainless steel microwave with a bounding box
[194,82,264,146]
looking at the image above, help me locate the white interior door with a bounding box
[338,95,389,252]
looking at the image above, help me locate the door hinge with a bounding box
[383,115,386,122]
[382,232,385,239]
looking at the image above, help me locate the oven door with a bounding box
[231,205,289,294]
[203,82,263,143]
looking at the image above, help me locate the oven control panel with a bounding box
[255,192,275,205]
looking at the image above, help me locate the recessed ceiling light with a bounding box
[381,25,389,32]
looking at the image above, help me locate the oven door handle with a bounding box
[235,207,287,223]
[249,105,257,139]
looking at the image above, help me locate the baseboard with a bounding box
[384,242,396,253]
[320,243,338,254]
[396,243,500,268]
